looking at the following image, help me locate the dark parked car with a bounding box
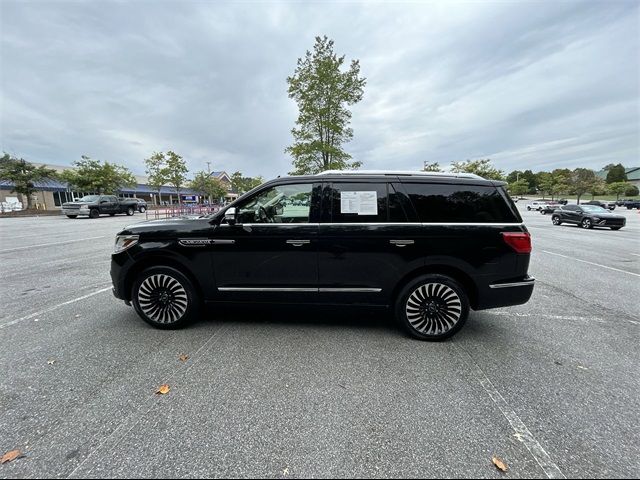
[133,198,147,213]
[551,204,626,230]
[539,203,561,214]
[62,195,138,219]
[623,199,640,209]
[111,171,534,341]
[583,200,615,210]
[557,198,568,205]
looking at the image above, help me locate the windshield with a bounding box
[581,205,607,213]
[77,195,100,202]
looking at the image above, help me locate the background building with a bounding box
[0,163,237,210]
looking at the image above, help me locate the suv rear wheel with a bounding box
[126,207,135,216]
[132,266,200,329]
[552,215,561,225]
[89,209,99,219]
[396,274,469,341]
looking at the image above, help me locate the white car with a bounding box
[526,201,550,211]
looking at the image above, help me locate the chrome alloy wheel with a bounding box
[405,283,462,335]
[138,274,188,324]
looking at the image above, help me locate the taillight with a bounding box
[501,232,532,254]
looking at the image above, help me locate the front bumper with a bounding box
[62,208,89,216]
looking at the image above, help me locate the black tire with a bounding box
[109,213,116,216]
[139,206,146,213]
[627,206,632,210]
[132,266,200,329]
[552,215,561,225]
[126,207,134,216]
[526,206,531,211]
[581,218,593,229]
[66,215,77,219]
[395,274,469,341]
[610,227,622,231]
[540,210,547,215]
[89,209,99,219]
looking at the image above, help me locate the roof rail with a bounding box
[315,169,484,179]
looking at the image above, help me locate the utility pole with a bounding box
[206,161,211,174]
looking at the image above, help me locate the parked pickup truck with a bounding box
[62,195,139,219]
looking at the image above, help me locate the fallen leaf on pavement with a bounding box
[1,449,22,464]
[156,384,170,395]
[282,466,289,476]
[492,456,508,472]
[179,354,189,362]
[577,365,589,370]
[47,360,56,365]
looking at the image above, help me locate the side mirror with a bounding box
[225,207,237,225]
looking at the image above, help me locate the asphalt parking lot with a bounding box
[1,206,639,479]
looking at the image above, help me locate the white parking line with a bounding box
[542,250,640,277]
[0,286,112,329]
[0,235,108,253]
[453,344,565,479]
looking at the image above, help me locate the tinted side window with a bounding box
[564,205,577,211]
[403,183,519,223]
[236,183,313,224]
[330,182,389,223]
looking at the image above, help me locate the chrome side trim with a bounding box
[178,238,235,247]
[217,287,382,293]
[217,287,317,292]
[489,279,536,289]
[220,222,524,227]
[319,288,382,293]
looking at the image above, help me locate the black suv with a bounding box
[111,171,534,341]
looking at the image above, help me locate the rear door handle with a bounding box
[286,239,311,247]
[390,240,414,247]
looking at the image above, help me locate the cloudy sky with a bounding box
[1,0,638,178]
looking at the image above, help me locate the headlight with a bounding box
[114,234,139,254]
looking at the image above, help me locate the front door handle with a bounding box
[286,239,311,247]
[390,240,414,247]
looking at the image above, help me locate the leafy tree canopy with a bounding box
[423,162,442,172]
[605,164,627,184]
[230,171,264,194]
[450,159,504,181]
[286,35,366,175]
[61,156,135,194]
[0,153,58,208]
[190,171,227,202]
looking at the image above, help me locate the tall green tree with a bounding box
[190,171,227,203]
[506,170,523,184]
[570,168,597,204]
[450,159,504,181]
[61,156,135,195]
[508,179,529,197]
[164,151,189,205]
[144,152,167,205]
[143,151,189,205]
[423,162,443,172]
[607,181,632,200]
[535,172,554,198]
[0,153,58,209]
[286,35,366,175]
[605,164,627,184]
[230,171,264,195]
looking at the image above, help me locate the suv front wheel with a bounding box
[396,274,470,341]
[132,266,200,329]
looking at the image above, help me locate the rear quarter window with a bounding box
[402,183,520,223]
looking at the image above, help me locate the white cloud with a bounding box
[1,0,638,178]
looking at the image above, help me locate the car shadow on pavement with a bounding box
[201,303,400,335]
